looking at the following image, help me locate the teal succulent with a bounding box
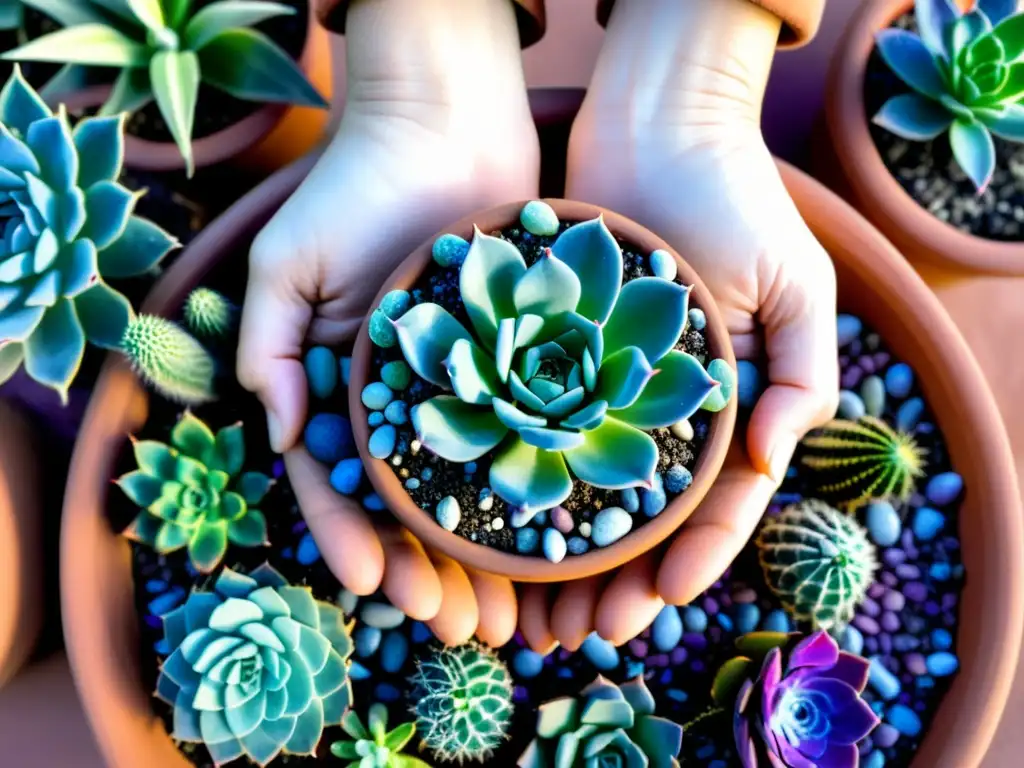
[3,0,328,175]
[121,314,216,404]
[408,642,513,763]
[331,704,431,767]
[390,212,722,519]
[874,0,1024,190]
[155,564,354,766]
[0,67,176,400]
[0,0,20,31]
[118,411,272,572]
[184,286,234,338]
[517,676,683,768]
[756,499,878,631]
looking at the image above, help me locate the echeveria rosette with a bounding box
[0,67,176,400]
[719,631,879,768]
[874,0,1024,191]
[517,676,683,768]
[155,564,354,766]
[395,216,720,517]
[330,704,431,767]
[117,411,272,572]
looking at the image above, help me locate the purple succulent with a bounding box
[733,631,879,768]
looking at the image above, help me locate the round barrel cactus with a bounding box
[517,675,683,768]
[756,499,878,631]
[185,287,235,338]
[0,67,176,400]
[408,641,513,763]
[155,564,354,766]
[387,211,723,517]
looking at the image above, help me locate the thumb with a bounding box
[237,229,314,453]
[747,236,839,484]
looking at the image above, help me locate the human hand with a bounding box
[519,0,838,651]
[237,0,539,645]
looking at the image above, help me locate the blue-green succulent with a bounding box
[331,704,431,767]
[0,66,176,401]
[388,212,723,519]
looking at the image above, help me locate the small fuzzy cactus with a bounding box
[121,315,215,404]
[757,499,878,631]
[408,642,514,763]
[183,287,234,338]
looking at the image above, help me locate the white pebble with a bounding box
[410,439,421,455]
[436,496,461,532]
[670,419,694,442]
[649,249,677,281]
[492,518,504,531]
[478,495,494,512]
[543,528,567,563]
[579,522,592,538]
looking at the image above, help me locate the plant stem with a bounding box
[682,705,727,732]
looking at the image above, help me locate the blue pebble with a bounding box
[931,628,953,650]
[379,289,411,320]
[330,457,364,496]
[925,472,963,506]
[716,613,734,632]
[147,587,185,616]
[736,360,762,409]
[926,652,959,677]
[405,478,421,490]
[863,752,886,768]
[567,536,590,555]
[516,528,540,554]
[709,761,728,768]
[837,314,862,347]
[369,309,397,347]
[652,606,684,652]
[384,400,409,425]
[304,346,337,400]
[885,362,914,399]
[421,468,433,481]
[362,382,394,411]
[557,667,574,679]
[349,661,371,680]
[929,562,951,581]
[665,464,693,494]
[687,308,706,331]
[683,606,708,633]
[666,689,688,703]
[369,425,397,459]
[841,625,865,656]
[520,200,560,236]
[353,626,382,658]
[650,249,677,281]
[912,506,945,541]
[543,528,568,563]
[735,604,761,635]
[887,704,922,736]
[432,233,470,267]
[380,631,409,673]
[641,473,667,517]
[581,633,620,671]
[296,532,321,565]
[896,397,924,432]
[280,547,293,559]
[866,500,901,547]
[918,675,935,689]
[513,649,545,678]
[411,622,433,644]
[145,579,167,594]
[304,413,355,464]
[620,487,640,513]
[464,462,478,475]
[868,656,901,700]
[837,390,867,420]
[339,356,352,385]
[696,745,716,760]
[626,660,646,679]
[154,638,170,655]
[375,683,402,703]
[762,610,790,633]
[368,411,384,427]
[363,493,385,511]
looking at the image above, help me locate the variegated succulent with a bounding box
[331,704,430,767]
[389,213,722,518]
[0,66,176,400]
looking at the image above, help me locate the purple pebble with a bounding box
[690,660,705,673]
[703,597,719,615]
[839,355,850,367]
[864,637,879,654]
[905,653,927,675]
[943,613,957,627]
[648,654,669,668]
[904,582,928,602]
[901,529,915,549]
[879,634,893,654]
[883,549,906,567]
[874,352,891,368]
[881,612,901,633]
[858,739,874,756]
[942,593,959,610]
[898,691,912,705]
[894,634,919,652]
[882,591,906,612]
[551,506,574,534]
[924,601,940,617]
[733,588,757,604]
[671,647,688,665]
[860,597,881,617]
[882,571,900,588]
[868,583,886,599]
[683,633,707,650]
[841,368,863,389]
[628,639,648,657]
[854,615,881,635]
[858,355,876,374]
[874,725,900,749]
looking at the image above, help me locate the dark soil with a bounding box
[866,12,1024,241]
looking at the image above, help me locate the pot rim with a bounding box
[825,0,1024,276]
[348,198,739,583]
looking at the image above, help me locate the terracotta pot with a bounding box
[60,150,1021,766]
[348,199,738,583]
[821,0,1024,276]
[0,400,42,690]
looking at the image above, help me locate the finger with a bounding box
[379,527,443,622]
[519,585,558,654]
[595,554,664,646]
[426,552,479,646]
[284,448,384,595]
[657,442,777,605]
[551,576,605,652]
[465,568,518,647]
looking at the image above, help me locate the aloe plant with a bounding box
[874,0,1024,191]
[0,66,176,401]
[387,212,724,519]
[3,0,327,175]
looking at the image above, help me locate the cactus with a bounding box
[800,416,927,509]
[407,642,513,763]
[756,499,879,631]
[184,287,234,338]
[120,314,215,404]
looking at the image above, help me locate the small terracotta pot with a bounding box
[0,400,42,690]
[821,0,1024,275]
[348,200,738,583]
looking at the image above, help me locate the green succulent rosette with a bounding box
[0,67,177,400]
[117,411,272,572]
[156,564,354,766]
[331,704,431,767]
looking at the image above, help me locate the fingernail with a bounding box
[768,433,798,485]
[267,412,283,454]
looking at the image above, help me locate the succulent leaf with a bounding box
[23,296,84,399]
[184,1,295,50]
[151,50,200,177]
[615,350,718,430]
[3,24,150,66]
[876,28,948,99]
[96,215,178,278]
[594,346,652,410]
[549,215,622,323]
[489,436,573,510]
[563,417,657,490]
[979,0,1017,26]
[512,248,581,316]
[459,227,526,349]
[394,303,471,387]
[602,278,688,364]
[0,342,24,384]
[984,101,1024,138]
[872,93,955,139]
[74,281,133,348]
[411,396,508,462]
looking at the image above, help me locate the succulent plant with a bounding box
[800,416,927,509]
[389,213,722,519]
[0,0,20,30]
[331,704,431,768]
[407,641,513,763]
[121,314,216,404]
[184,286,234,338]
[118,411,272,572]
[873,0,1024,190]
[517,676,683,768]
[756,499,878,631]
[155,564,354,766]
[0,67,176,400]
[711,631,878,768]
[4,0,327,175]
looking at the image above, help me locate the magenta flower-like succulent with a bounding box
[732,631,879,768]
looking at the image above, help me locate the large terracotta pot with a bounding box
[348,199,738,583]
[60,149,1022,765]
[820,0,1024,275]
